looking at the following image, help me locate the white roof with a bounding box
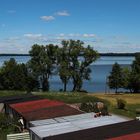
[30,113,128,139]
[30,112,95,126]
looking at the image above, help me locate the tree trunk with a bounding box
[77,79,83,91]
[115,88,118,93]
[72,76,77,91]
[129,89,133,93]
[72,82,77,91]
[64,82,67,92]
[42,78,49,91]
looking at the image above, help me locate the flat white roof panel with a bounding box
[30,122,80,138]
[54,117,68,123]
[30,113,95,126]
[30,119,57,126]
[61,112,95,121]
[30,113,129,138]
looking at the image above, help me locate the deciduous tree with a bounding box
[28,44,58,91]
[58,40,98,92]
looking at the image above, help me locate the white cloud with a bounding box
[40,10,70,22]
[2,33,140,54]
[1,24,6,27]
[58,33,96,38]
[24,34,43,39]
[20,33,98,44]
[40,16,55,21]
[83,34,96,37]
[24,33,49,43]
[0,40,28,54]
[59,33,65,37]
[8,10,16,14]
[4,37,20,43]
[56,11,70,16]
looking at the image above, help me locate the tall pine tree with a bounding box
[108,63,123,93]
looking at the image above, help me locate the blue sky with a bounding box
[0,0,140,53]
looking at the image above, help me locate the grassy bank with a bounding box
[0,91,139,119]
[93,93,140,118]
[0,90,27,97]
[34,91,109,104]
[35,92,140,118]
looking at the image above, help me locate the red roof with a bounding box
[10,99,64,113]
[108,132,140,140]
[22,104,82,121]
[10,99,82,121]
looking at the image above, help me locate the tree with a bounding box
[0,58,38,92]
[28,44,58,91]
[57,41,71,91]
[108,63,123,93]
[24,76,38,93]
[121,67,131,92]
[77,45,98,91]
[59,61,71,91]
[0,58,17,89]
[58,40,99,92]
[129,53,140,93]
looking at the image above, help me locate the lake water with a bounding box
[0,56,135,93]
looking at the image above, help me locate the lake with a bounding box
[0,56,135,93]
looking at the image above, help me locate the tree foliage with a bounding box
[121,67,131,91]
[28,44,58,91]
[108,63,123,93]
[129,53,140,93]
[58,40,99,91]
[57,41,71,91]
[0,58,37,91]
[108,53,140,93]
[0,40,99,92]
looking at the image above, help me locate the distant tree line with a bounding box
[0,52,137,57]
[108,53,140,93]
[100,53,136,57]
[0,54,29,56]
[0,40,99,92]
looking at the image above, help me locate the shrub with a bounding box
[100,105,108,115]
[116,98,126,109]
[136,109,140,114]
[80,102,90,112]
[80,101,108,114]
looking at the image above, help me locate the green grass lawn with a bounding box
[0,90,27,97]
[0,90,139,119]
[94,93,140,118]
[34,91,109,104]
[36,92,140,118]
